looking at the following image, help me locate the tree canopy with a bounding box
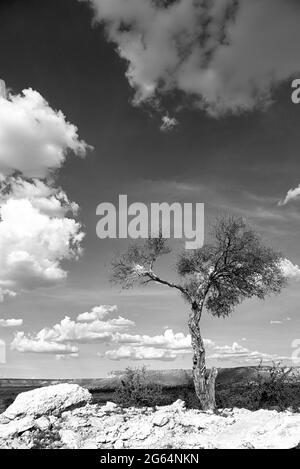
[111,216,286,317]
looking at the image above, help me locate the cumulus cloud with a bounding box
[0,88,90,178]
[111,329,192,350]
[0,288,16,303]
[0,176,79,218]
[12,306,135,356]
[83,0,300,116]
[206,341,290,364]
[280,259,300,280]
[11,332,79,355]
[0,80,91,299]
[13,304,290,364]
[103,330,216,362]
[105,345,189,361]
[0,318,23,328]
[279,184,300,206]
[77,305,118,322]
[34,315,134,344]
[0,178,84,293]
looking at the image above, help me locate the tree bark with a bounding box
[188,308,218,411]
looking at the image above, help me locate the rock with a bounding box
[152,413,169,427]
[59,429,79,449]
[81,440,98,449]
[34,416,51,431]
[102,402,119,412]
[49,415,58,426]
[159,399,185,412]
[136,423,152,440]
[1,384,300,449]
[114,439,125,449]
[0,416,35,439]
[2,384,92,420]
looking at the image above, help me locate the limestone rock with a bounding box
[2,384,92,420]
[1,384,300,449]
[102,402,119,412]
[34,416,51,431]
[0,416,35,439]
[152,413,169,427]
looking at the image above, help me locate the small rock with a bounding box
[81,440,98,449]
[169,399,186,412]
[103,402,119,412]
[49,415,58,425]
[59,429,79,449]
[35,416,50,431]
[0,416,35,439]
[114,439,125,449]
[152,413,169,427]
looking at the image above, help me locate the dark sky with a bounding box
[0,0,300,377]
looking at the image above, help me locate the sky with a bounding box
[0,0,300,378]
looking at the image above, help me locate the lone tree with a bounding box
[111,216,287,410]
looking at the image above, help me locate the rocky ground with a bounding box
[0,383,299,449]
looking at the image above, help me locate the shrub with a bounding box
[216,362,299,411]
[244,362,298,411]
[113,366,164,408]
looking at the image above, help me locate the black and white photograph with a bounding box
[0,0,300,454]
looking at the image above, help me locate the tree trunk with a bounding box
[188,309,218,411]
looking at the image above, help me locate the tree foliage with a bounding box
[111,216,286,317]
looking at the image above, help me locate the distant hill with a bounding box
[1,366,300,391]
[1,366,300,413]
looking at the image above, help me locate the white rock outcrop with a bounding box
[0,385,299,449]
[1,384,92,421]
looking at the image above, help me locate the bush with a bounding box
[216,362,300,411]
[113,366,164,408]
[244,362,298,411]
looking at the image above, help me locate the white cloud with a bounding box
[0,80,91,299]
[105,345,189,361]
[13,303,292,365]
[270,317,292,325]
[0,318,23,328]
[279,184,300,206]
[83,0,300,116]
[105,338,287,364]
[35,315,134,344]
[0,288,16,303]
[11,332,79,355]
[0,177,79,218]
[206,341,289,364]
[280,259,300,280]
[0,87,91,178]
[77,305,118,322]
[160,115,178,132]
[111,329,192,350]
[55,353,79,361]
[12,306,135,356]
[0,179,84,293]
